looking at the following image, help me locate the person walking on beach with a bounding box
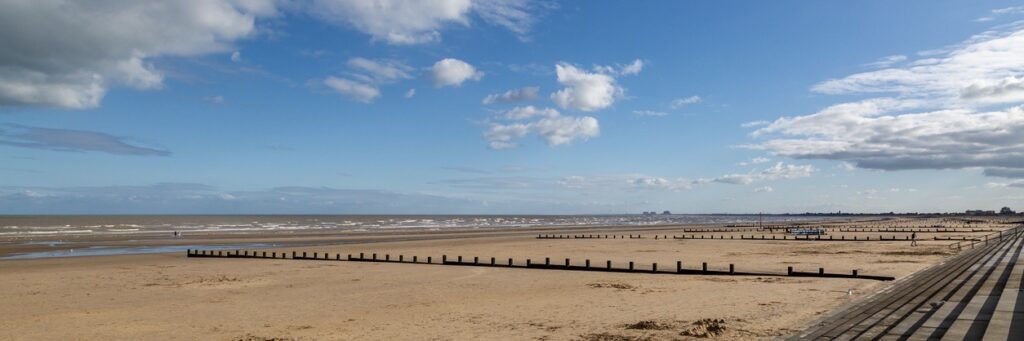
[911,232,918,247]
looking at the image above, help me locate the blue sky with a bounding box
[2,1,1024,214]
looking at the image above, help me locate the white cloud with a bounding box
[976,6,1024,22]
[404,88,416,98]
[633,110,668,117]
[749,24,1024,178]
[306,0,543,45]
[865,54,906,68]
[503,106,558,120]
[483,107,598,149]
[483,123,529,149]
[431,58,484,87]
[550,63,622,111]
[711,162,816,185]
[0,0,277,109]
[741,120,770,128]
[533,115,599,146]
[483,86,539,104]
[323,77,381,103]
[670,95,702,109]
[619,59,644,76]
[754,186,774,193]
[231,51,242,63]
[347,57,413,83]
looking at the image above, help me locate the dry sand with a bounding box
[0,217,1013,340]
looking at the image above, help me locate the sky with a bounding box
[2,1,1024,214]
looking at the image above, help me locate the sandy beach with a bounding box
[0,216,1012,340]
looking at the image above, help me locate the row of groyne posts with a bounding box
[185,249,895,281]
[537,234,981,241]
[947,224,1024,251]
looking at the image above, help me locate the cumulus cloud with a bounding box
[231,51,242,63]
[670,95,702,109]
[306,0,544,45]
[749,24,1024,179]
[404,88,416,98]
[550,63,622,111]
[431,58,484,87]
[482,86,539,104]
[483,107,598,149]
[754,186,774,193]
[0,124,170,156]
[619,59,644,76]
[324,77,381,103]
[347,57,413,83]
[0,0,276,109]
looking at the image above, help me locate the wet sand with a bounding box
[0,217,1014,340]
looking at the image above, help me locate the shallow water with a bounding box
[0,243,278,260]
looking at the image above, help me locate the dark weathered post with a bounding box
[527,259,532,266]
[565,258,570,267]
[607,260,612,269]
[819,267,824,275]
[372,253,377,260]
[413,255,418,263]
[702,262,708,273]
[652,263,657,272]
[473,256,478,264]
[677,261,682,272]
[545,257,550,266]
[303,252,308,258]
[508,258,513,266]
[490,257,495,265]
[729,264,734,274]
[586,259,591,268]
[853,269,858,277]
[443,255,447,262]
[629,261,634,270]
[428,256,433,263]
[385,254,390,261]
[458,255,462,263]
[788,266,793,276]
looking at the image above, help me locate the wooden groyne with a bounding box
[185,249,895,281]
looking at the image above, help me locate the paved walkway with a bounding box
[791,226,1024,340]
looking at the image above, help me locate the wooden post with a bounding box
[508,258,513,266]
[565,258,570,267]
[428,256,432,263]
[819,267,824,275]
[853,269,858,277]
[702,262,708,273]
[788,266,793,276]
[527,259,532,266]
[303,252,307,258]
[458,255,462,263]
[442,255,447,262]
[677,261,682,272]
[545,257,550,266]
[491,257,495,265]
[586,259,590,268]
[473,256,478,264]
[729,264,734,274]
[607,260,612,269]
[652,263,657,272]
[385,254,389,261]
[629,261,634,270]
[413,256,418,263]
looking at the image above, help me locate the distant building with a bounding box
[1000,207,1016,215]
[966,210,997,216]
[661,210,671,215]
